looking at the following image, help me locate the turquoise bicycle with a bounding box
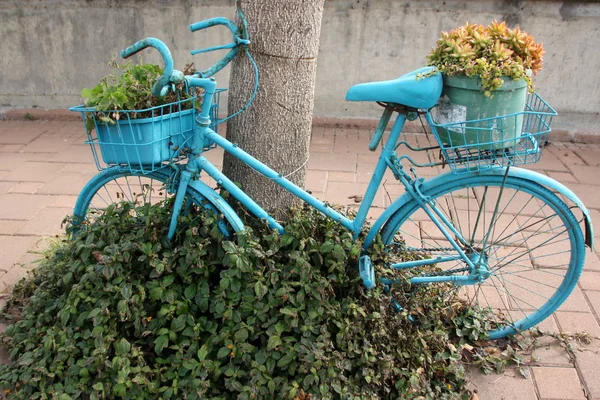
[70,14,593,340]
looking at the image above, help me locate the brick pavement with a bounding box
[1,119,600,399]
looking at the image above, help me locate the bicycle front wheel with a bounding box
[380,173,586,339]
[72,167,236,237]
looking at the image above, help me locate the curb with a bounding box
[3,109,599,144]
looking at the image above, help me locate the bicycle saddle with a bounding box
[345,66,442,109]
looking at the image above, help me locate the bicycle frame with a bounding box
[71,12,594,340]
[174,78,483,284]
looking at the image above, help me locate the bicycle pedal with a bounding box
[358,255,376,289]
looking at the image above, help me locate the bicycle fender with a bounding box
[364,167,593,249]
[187,179,245,233]
[500,167,593,248]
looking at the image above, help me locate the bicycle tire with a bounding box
[380,174,586,339]
[72,167,237,237]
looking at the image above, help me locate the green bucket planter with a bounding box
[434,75,528,150]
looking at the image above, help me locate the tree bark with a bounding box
[224,0,325,214]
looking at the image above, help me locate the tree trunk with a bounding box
[223,0,325,213]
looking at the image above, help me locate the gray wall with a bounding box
[1,0,598,118]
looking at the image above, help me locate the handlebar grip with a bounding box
[190,17,239,35]
[121,37,174,97]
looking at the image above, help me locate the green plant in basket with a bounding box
[427,21,544,96]
[81,61,197,131]
[426,21,545,149]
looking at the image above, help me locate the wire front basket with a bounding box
[71,89,224,174]
[426,93,557,174]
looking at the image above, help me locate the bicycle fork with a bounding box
[167,169,194,240]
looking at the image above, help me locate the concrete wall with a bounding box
[1,0,599,119]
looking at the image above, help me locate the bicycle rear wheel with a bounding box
[72,167,236,237]
[380,173,586,339]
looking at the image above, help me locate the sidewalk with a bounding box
[1,119,600,399]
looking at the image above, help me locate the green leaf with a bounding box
[121,284,132,299]
[280,308,298,318]
[255,349,267,365]
[184,285,196,300]
[114,338,131,355]
[171,315,187,332]
[234,328,249,343]
[254,281,268,299]
[267,335,282,350]
[222,241,236,253]
[197,345,208,361]
[154,335,169,354]
[217,346,231,359]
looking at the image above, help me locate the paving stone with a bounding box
[579,271,600,291]
[0,122,47,144]
[17,207,72,236]
[308,152,356,172]
[0,144,24,152]
[328,171,355,183]
[309,134,334,153]
[48,144,96,164]
[0,153,28,171]
[568,165,600,186]
[527,150,570,172]
[565,184,600,209]
[574,343,600,399]
[0,181,16,195]
[203,147,224,168]
[19,136,74,154]
[59,163,95,174]
[0,193,51,220]
[558,286,592,313]
[304,170,328,193]
[468,366,538,400]
[547,171,580,184]
[532,335,573,366]
[325,181,385,208]
[47,195,79,209]
[587,291,600,321]
[589,209,600,241]
[37,173,95,196]
[0,264,34,293]
[355,162,396,183]
[555,311,600,337]
[0,235,40,271]
[574,149,600,167]
[584,251,600,272]
[547,146,587,165]
[537,313,561,334]
[8,181,44,194]
[0,220,25,235]
[357,153,380,165]
[333,135,369,153]
[532,366,586,399]
[2,161,65,182]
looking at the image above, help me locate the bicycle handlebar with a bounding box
[120,14,249,96]
[120,37,180,97]
[190,17,239,35]
[188,16,249,78]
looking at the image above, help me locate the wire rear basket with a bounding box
[71,89,224,174]
[426,92,557,174]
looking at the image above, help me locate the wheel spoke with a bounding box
[382,174,584,339]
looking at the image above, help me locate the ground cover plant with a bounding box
[0,201,523,399]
